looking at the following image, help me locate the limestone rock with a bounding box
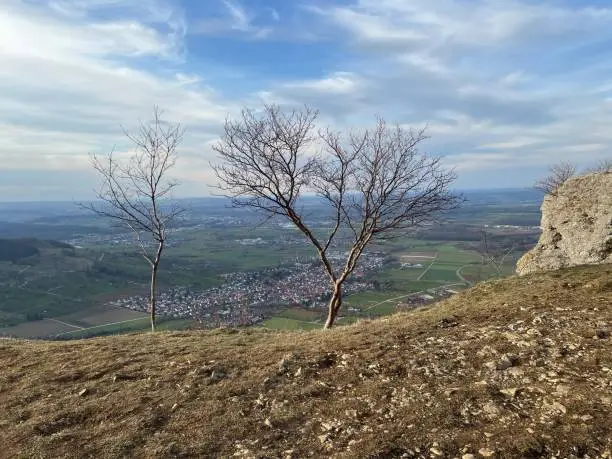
[516,172,612,275]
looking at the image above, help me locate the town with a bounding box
[109,251,387,326]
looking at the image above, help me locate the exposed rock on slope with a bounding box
[517,172,612,276]
[0,265,611,458]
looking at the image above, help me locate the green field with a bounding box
[264,241,517,328]
[276,307,321,321]
[0,227,526,337]
[261,317,321,330]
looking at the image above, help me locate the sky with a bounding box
[1,0,612,201]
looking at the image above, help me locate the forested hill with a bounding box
[0,238,73,262]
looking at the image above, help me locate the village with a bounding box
[108,251,389,327]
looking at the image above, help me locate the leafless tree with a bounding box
[533,162,576,196]
[83,107,183,332]
[587,159,612,174]
[477,229,516,278]
[212,105,460,329]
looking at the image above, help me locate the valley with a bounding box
[0,190,541,338]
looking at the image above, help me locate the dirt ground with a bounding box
[0,264,610,458]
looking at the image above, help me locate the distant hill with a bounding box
[0,264,610,458]
[0,238,73,262]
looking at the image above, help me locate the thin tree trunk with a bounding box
[324,282,343,329]
[149,242,164,332]
[150,264,158,332]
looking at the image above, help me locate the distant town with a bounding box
[108,251,387,327]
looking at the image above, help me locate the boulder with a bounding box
[517,172,612,275]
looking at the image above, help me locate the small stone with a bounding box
[500,387,520,398]
[278,354,295,374]
[548,401,567,414]
[555,385,570,396]
[112,373,139,382]
[496,354,517,370]
[264,418,273,428]
[596,329,610,339]
[430,447,443,456]
[78,388,88,397]
[478,447,495,457]
[209,370,226,383]
[171,403,179,412]
[484,361,496,370]
[483,401,501,416]
[318,433,330,444]
[462,454,476,459]
[295,367,302,377]
[507,367,525,377]
[321,422,334,432]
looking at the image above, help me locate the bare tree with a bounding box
[212,105,460,329]
[533,162,576,196]
[83,107,183,332]
[587,159,612,174]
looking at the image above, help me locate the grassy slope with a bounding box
[0,265,610,459]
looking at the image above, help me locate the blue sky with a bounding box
[1,0,612,200]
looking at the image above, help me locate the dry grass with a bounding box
[0,265,611,458]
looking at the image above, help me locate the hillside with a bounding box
[0,237,73,263]
[1,265,610,458]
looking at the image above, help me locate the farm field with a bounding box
[0,304,149,338]
[262,241,519,329]
[1,228,528,337]
[261,317,320,331]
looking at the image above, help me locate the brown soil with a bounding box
[1,265,610,458]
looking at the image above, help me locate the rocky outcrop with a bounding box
[517,172,612,275]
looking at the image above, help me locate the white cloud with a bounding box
[2,0,612,199]
[268,7,280,22]
[282,72,362,95]
[0,0,235,199]
[222,0,250,31]
[192,0,273,40]
[255,0,612,182]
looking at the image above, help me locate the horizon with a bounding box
[0,187,542,205]
[2,0,612,200]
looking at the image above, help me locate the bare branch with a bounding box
[586,159,612,174]
[477,229,516,277]
[534,162,576,196]
[81,107,183,331]
[212,105,461,329]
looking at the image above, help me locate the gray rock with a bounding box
[516,172,612,275]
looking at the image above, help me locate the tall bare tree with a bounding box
[533,162,576,196]
[212,105,460,329]
[84,107,183,331]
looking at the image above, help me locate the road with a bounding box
[48,318,84,330]
[456,265,474,286]
[54,317,149,337]
[416,253,438,281]
[363,282,467,311]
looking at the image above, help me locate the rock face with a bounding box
[517,172,612,275]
